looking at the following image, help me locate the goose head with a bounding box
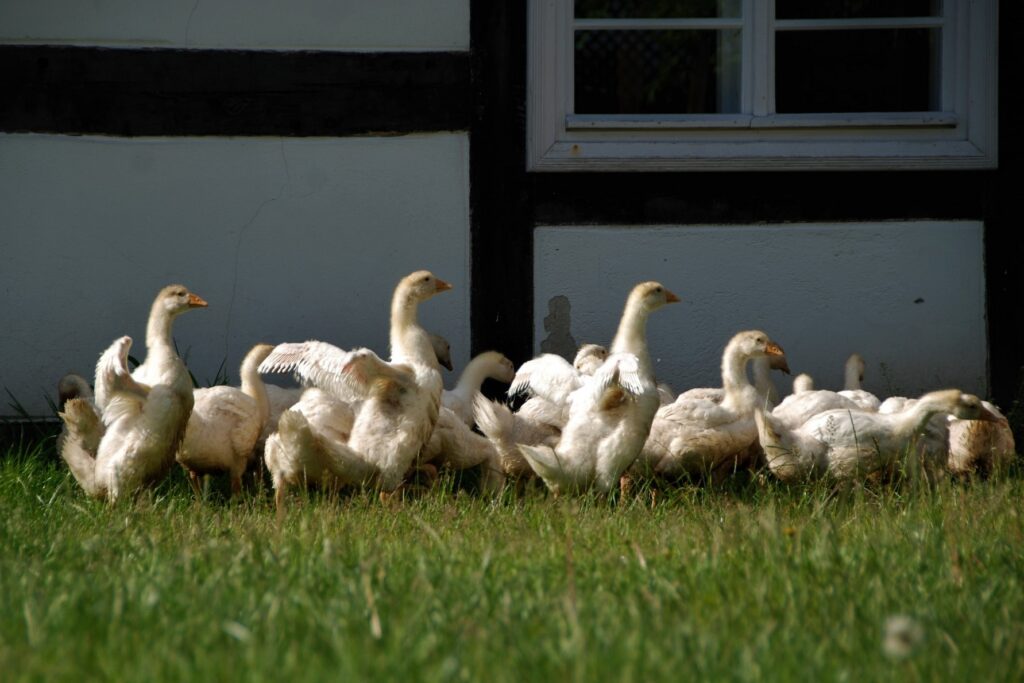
[481,351,516,383]
[728,330,786,363]
[792,373,815,394]
[629,281,681,313]
[844,353,866,390]
[57,373,92,406]
[399,270,453,304]
[573,343,609,375]
[156,284,208,317]
[428,333,453,371]
[950,393,1003,422]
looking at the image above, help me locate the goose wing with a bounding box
[259,341,415,404]
[508,354,583,406]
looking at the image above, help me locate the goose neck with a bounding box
[454,356,493,397]
[610,299,650,360]
[146,302,175,350]
[721,343,752,395]
[240,349,271,425]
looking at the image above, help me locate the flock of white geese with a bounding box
[55,271,1016,507]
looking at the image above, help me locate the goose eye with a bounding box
[422,275,431,282]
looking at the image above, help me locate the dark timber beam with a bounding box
[0,45,470,136]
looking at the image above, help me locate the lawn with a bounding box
[1,432,1022,682]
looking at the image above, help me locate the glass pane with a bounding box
[576,0,741,19]
[776,0,940,20]
[775,29,939,112]
[575,30,741,114]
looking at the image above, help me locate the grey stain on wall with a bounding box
[540,295,576,360]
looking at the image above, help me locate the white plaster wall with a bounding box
[535,223,988,400]
[0,133,470,417]
[0,0,468,51]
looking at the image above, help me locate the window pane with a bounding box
[575,0,741,19]
[575,29,741,114]
[775,29,939,113]
[776,0,940,20]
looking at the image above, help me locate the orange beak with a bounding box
[434,279,453,293]
[765,341,785,358]
[664,289,681,303]
[188,293,208,308]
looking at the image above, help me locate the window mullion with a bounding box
[563,0,574,121]
[750,0,772,117]
[740,0,754,114]
[941,0,957,113]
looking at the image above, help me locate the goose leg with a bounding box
[618,473,633,503]
[379,484,406,506]
[230,474,242,498]
[274,484,287,521]
[186,468,203,499]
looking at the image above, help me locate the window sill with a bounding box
[565,112,959,131]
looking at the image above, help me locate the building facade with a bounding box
[1,1,1019,424]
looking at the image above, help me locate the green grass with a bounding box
[1,438,1022,682]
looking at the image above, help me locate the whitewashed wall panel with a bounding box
[535,223,987,400]
[0,133,470,416]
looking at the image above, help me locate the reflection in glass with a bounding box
[776,0,940,20]
[775,29,939,112]
[575,29,741,114]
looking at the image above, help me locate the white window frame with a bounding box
[527,0,998,171]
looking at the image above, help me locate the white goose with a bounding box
[258,332,453,451]
[633,330,787,482]
[837,353,881,411]
[176,343,274,497]
[480,343,610,479]
[755,389,1001,483]
[59,285,206,500]
[94,285,208,412]
[260,271,451,510]
[480,282,679,494]
[675,354,790,407]
[772,353,878,429]
[442,351,515,427]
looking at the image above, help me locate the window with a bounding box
[528,0,997,170]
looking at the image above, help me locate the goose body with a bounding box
[483,282,678,494]
[756,389,1000,482]
[260,271,451,508]
[634,330,787,481]
[58,285,206,500]
[177,344,274,496]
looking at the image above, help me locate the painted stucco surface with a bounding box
[0,133,470,417]
[535,223,987,400]
[0,0,468,51]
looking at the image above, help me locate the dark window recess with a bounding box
[574,29,740,114]
[775,28,939,113]
[776,0,939,20]
[575,0,740,19]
